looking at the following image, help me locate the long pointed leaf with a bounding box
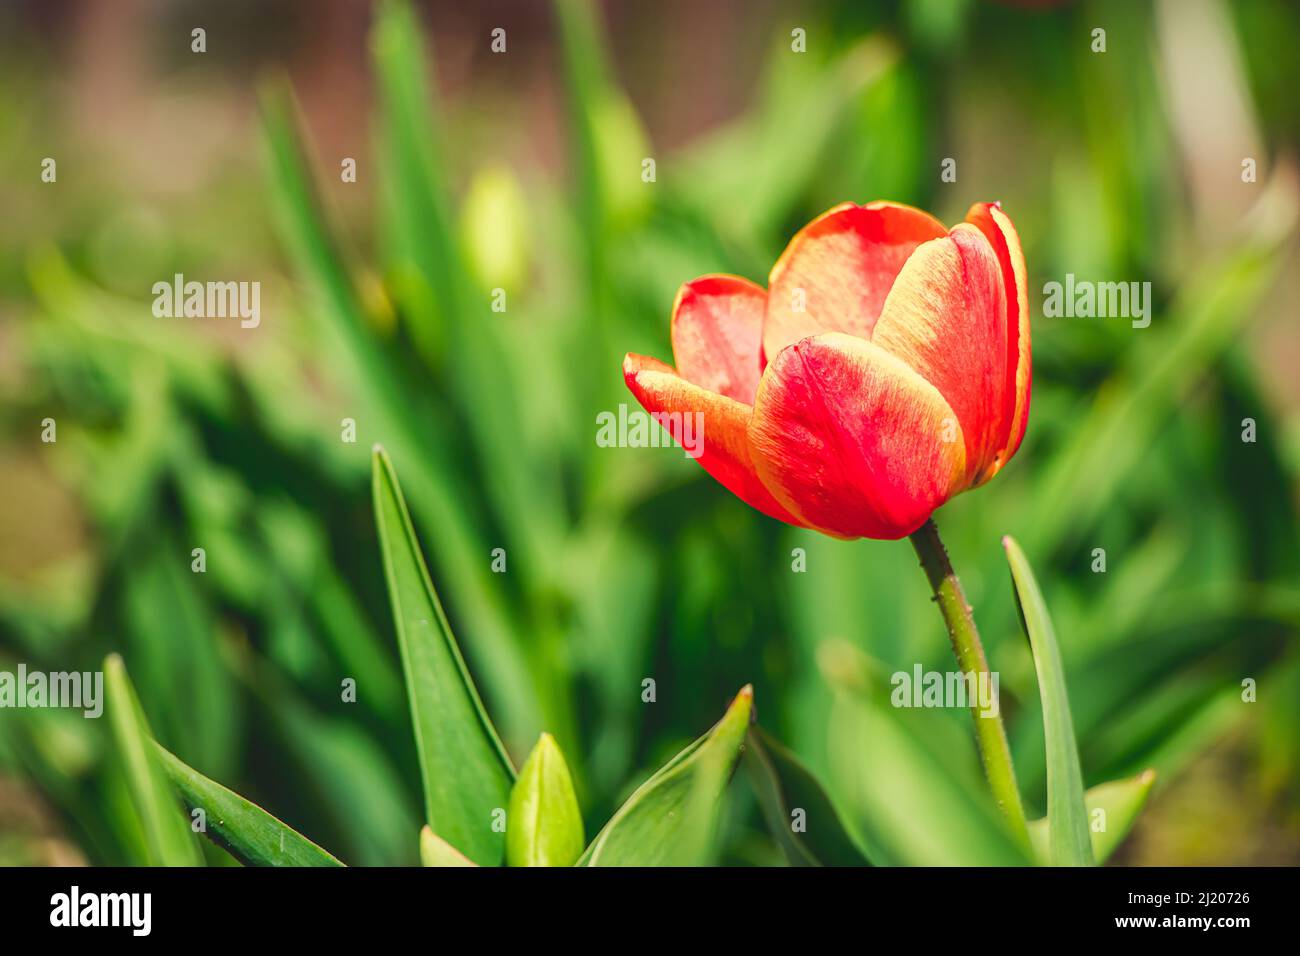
[1003,536,1093,866]
[104,654,202,867]
[580,686,752,866]
[372,446,515,866]
[154,744,344,867]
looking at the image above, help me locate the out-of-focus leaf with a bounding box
[566,523,656,793]
[263,77,542,747]
[370,0,464,365]
[247,662,417,866]
[1004,536,1093,866]
[372,446,515,866]
[260,85,393,411]
[745,726,870,867]
[552,0,617,276]
[676,33,899,248]
[372,0,564,599]
[155,744,344,867]
[827,685,1029,867]
[258,501,405,723]
[506,733,585,867]
[1028,233,1292,554]
[419,826,477,867]
[121,534,239,779]
[818,637,1028,866]
[1028,770,1155,865]
[103,654,202,867]
[579,686,752,866]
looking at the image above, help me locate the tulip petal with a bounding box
[747,333,966,540]
[670,274,766,405]
[623,353,802,525]
[870,226,1008,485]
[764,201,948,361]
[964,202,1031,480]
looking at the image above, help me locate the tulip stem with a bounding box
[909,518,1029,847]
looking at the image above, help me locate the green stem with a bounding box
[909,518,1029,847]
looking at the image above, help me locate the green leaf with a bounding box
[579,686,752,867]
[372,446,515,866]
[263,65,542,750]
[370,0,465,362]
[372,0,565,599]
[552,0,616,271]
[1029,770,1156,865]
[826,682,1030,866]
[419,826,478,867]
[254,677,418,866]
[121,532,239,779]
[1026,236,1290,555]
[1003,536,1094,866]
[154,744,344,867]
[260,84,377,382]
[506,733,585,867]
[103,654,202,867]
[745,726,870,866]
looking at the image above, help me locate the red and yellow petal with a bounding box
[623,353,802,525]
[964,202,1031,481]
[747,333,966,540]
[869,225,1008,486]
[669,274,767,405]
[764,201,948,361]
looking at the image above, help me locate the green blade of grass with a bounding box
[103,654,203,867]
[579,686,753,866]
[154,744,344,867]
[372,446,516,866]
[1028,770,1156,865]
[745,726,871,866]
[1003,536,1094,866]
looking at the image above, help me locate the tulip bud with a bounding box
[419,825,477,867]
[460,164,531,295]
[505,733,585,867]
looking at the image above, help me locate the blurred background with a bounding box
[1,0,1298,866]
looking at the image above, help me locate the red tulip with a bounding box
[623,201,1031,539]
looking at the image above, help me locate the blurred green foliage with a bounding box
[1,0,1298,865]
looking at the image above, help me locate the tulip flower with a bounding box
[623,200,1035,843]
[623,200,1030,540]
